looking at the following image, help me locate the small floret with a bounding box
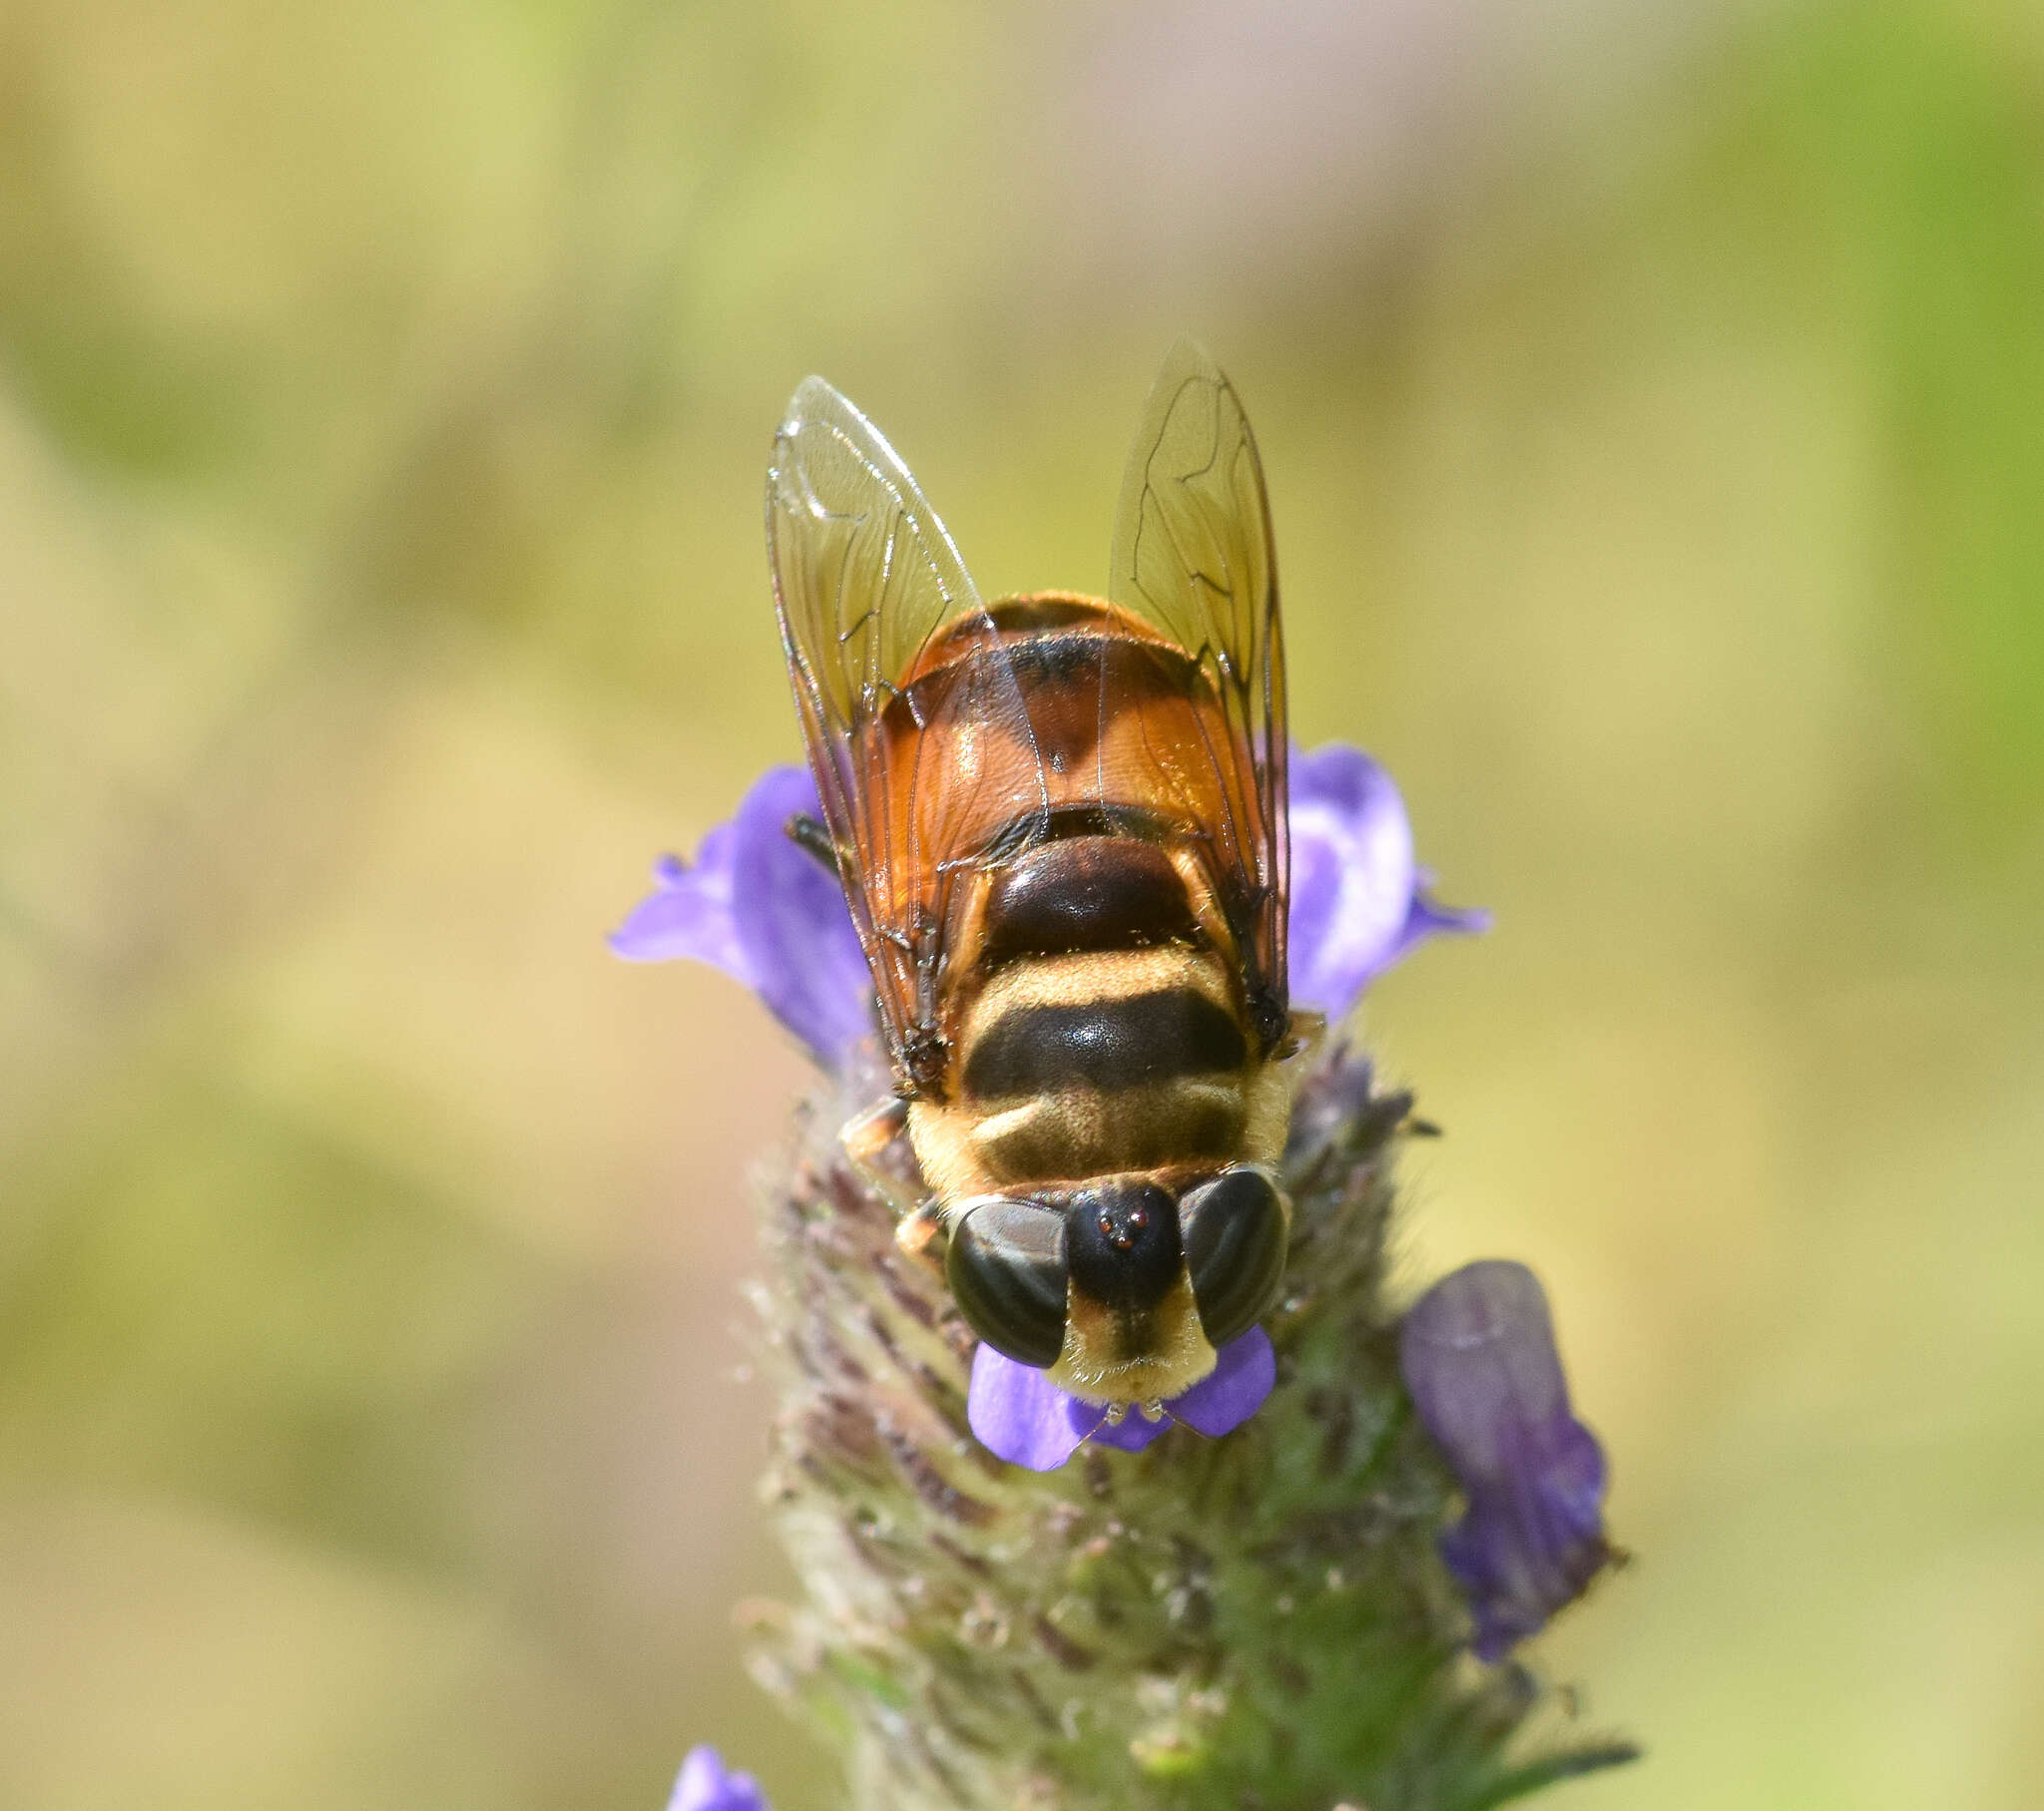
[665,1744,771,1811]
[1399,1260,1610,1659]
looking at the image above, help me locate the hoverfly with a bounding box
[768,342,1320,1413]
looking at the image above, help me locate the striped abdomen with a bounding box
[909,831,1267,1198]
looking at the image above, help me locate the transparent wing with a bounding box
[1108,340,1289,1032]
[768,377,1048,1091]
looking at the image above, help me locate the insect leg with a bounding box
[783,812,842,877]
[839,1096,944,1270]
[1278,1007,1328,1067]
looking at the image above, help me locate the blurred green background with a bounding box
[3,0,2041,1806]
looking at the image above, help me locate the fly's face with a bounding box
[945,1166,1292,1406]
[768,340,1309,1406]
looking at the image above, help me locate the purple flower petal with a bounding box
[728,765,873,1066]
[610,764,870,1068]
[966,1347,1107,1471]
[1168,1325,1277,1436]
[1386,882,1492,972]
[1399,1261,1610,1660]
[667,1745,771,1811]
[610,827,755,979]
[966,1326,1277,1468]
[1286,743,1483,1023]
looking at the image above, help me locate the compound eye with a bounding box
[945,1196,1069,1369]
[1179,1166,1290,1348]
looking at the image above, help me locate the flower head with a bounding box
[1398,1260,1610,1660]
[666,1745,770,1811]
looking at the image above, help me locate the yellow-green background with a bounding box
[4,2,2040,1806]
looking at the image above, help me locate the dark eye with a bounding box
[1179,1166,1290,1348]
[945,1197,1069,1368]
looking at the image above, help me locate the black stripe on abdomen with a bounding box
[962,987,1248,1100]
[979,836,1200,967]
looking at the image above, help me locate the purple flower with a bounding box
[665,1745,770,1811]
[1287,743,1487,1023]
[966,1326,1277,1471]
[1398,1261,1609,1660]
[611,764,870,1068]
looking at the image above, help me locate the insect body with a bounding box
[768,344,1319,1410]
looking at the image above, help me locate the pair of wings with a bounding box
[767,341,1288,1093]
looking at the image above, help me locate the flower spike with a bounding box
[620,741,1629,1805]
